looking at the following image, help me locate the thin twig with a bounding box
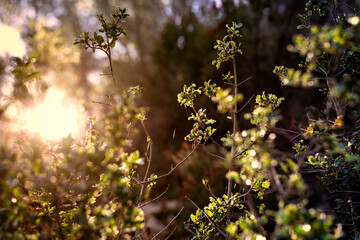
[91,100,111,106]
[137,143,199,185]
[236,179,259,199]
[271,166,287,198]
[331,0,338,24]
[210,136,227,151]
[340,0,356,11]
[237,76,252,87]
[151,206,184,240]
[236,94,254,114]
[164,226,177,240]
[234,141,255,158]
[184,225,196,236]
[202,145,227,160]
[289,133,303,143]
[139,185,170,208]
[203,182,217,199]
[272,126,300,134]
[319,64,340,115]
[139,120,153,199]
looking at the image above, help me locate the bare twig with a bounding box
[271,166,287,198]
[202,145,227,160]
[203,181,217,199]
[223,76,251,87]
[237,76,252,87]
[164,226,177,240]
[139,185,170,208]
[235,179,259,199]
[331,0,338,24]
[91,100,111,106]
[136,143,199,185]
[236,94,254,114]
[184,225,196,236]
[340,0,356,11]
[272,126,300,134]
[210,136,227,151]
[151,206,184,240]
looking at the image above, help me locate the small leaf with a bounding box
[262,180,270,189]
[216,62,221,69]
[190,214,197,223]
[204,209,213,218]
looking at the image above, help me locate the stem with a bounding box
[106,48,117,90]
[226,58,238,225]
[139,120,153,201]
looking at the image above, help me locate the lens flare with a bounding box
[18,88,84,141]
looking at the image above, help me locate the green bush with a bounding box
[1,1,359,239]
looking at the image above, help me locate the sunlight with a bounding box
[20,88,84,141]
[0,24,26,58]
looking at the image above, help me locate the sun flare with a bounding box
[0,24,26,58]
[18,88,84,141]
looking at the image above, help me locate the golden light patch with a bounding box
[17,88,84,141]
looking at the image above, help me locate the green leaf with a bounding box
[226,171,240,181]
[262,180,270,189]
[226,223,238,236]
[190,214,197,223]
[216,62,221,69]
[110,40,116,48]
[204,209,213,218]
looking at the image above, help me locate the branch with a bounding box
[91,100,111,106]
[270,166,287,198]
[105,50,117,90]
[235,179,259,199]
[136,143,199,185]
[151,206,184,240]
[331,0,338,24]
[339,0,356,12]
[164,226,178,240]
[237,76,252,87]
[210,136,227,151]
[236,94,254,114]
[139,185,170,208]
[139,120,154,199]
[271,126,300,135]
[227,59,239,211]
[203,181,217,199]
[201,145,226,160]
[223,76,251,87]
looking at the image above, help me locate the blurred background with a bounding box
[1,0,353,237]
